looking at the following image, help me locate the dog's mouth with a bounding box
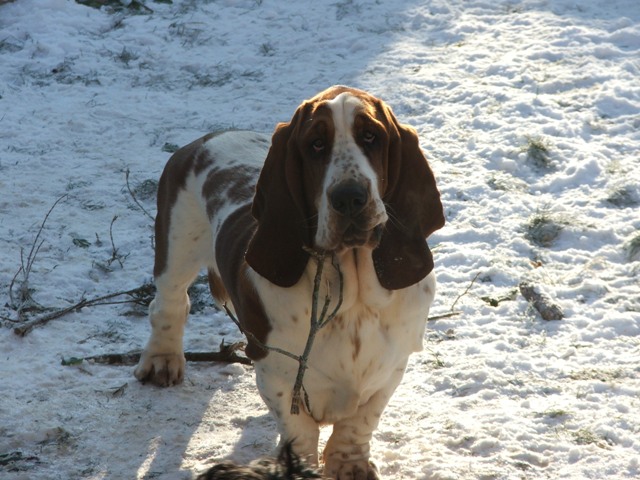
[335,222,384,251]
[315,206,388,253]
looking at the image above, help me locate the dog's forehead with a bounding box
[319,92,368,132]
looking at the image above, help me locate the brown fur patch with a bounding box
[207,269,228,305]
[202,165,260,220]
[215,204,271,360]
[154,132,220,277]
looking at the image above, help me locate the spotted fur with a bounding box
[134,86,444,479]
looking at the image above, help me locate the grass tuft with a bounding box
[115,47,139,66]
[543,409,571,419]
[525,210,564,247]
[521,135,553,170]
[624,234,640,262]
[188,275,216,314]
[75,0,153,14]
[132,179,158,201]
[260,42,276,57]
[572,428,614,448]
[606,185,639,208]
[162,143,180,153]
[487,172,527,192]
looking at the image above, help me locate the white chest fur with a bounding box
[249,248,435,424]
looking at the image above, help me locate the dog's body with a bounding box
[135,87,444,479]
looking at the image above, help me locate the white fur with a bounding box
[250,253,435,471]
[315,93,387,250]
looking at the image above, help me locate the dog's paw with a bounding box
[134,351,185,387]
[324,459,380,480]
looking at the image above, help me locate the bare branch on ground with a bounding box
[12,283,155,336]
[8,194,68,322]
[69,341,251,367]
[125,168,155,222]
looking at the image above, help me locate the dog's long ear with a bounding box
[372,104,445,290]
[246,109,311,287]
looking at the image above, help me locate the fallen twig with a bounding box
[125,168,155,222]
[66,341,251,366]
[8,194,68,322]
[106,215,129,268]
[13,283,155,336]
[428,311,461,322]
[428,271,481,322]
[519,281,564,321]
[450,271,481,313]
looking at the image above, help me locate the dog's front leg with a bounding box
[322,363,407,480]
[134,279,190,387]
[255,362,321,466]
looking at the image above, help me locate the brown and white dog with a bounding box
[134,86,444,479]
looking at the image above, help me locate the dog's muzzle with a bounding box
[328,181,385,251]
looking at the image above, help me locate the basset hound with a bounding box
[134,86,444,479]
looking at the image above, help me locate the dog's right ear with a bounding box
[246,109,312,288]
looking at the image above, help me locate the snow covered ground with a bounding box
[1,0,639,478]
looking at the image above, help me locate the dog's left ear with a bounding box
[246,109,311,287]
[372,103,445,290]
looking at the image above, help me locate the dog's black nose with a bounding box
[330,181,368,217]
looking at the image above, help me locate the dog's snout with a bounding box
[330,181,369,217]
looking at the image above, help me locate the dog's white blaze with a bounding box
[315,93,387,250]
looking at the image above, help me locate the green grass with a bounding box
[538,408,571,419]
[568,368,626,382]
[572,428,613,448]
[75,0,154,14]
[525,210,565,247]
[625,234,640,262]
[521,135,553,170]
[606,185,639,208]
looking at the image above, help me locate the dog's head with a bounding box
[246,86,444,290]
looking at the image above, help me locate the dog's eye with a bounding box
[312,139,325,153]
[363,131,376,144]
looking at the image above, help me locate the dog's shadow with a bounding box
[111,359,277,479]
[228,412,279,463]
[172,362,279,477]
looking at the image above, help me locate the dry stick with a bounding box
[107,215,125,268]
[450,271,481,312]
[427,311,461,321]
[291,250,344,415]
[125,168,155,223]
[223,249,343,416]
[428,271,481,322]
[13,284,155,337]
[81,342,251,366]
[8,194,68,321]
